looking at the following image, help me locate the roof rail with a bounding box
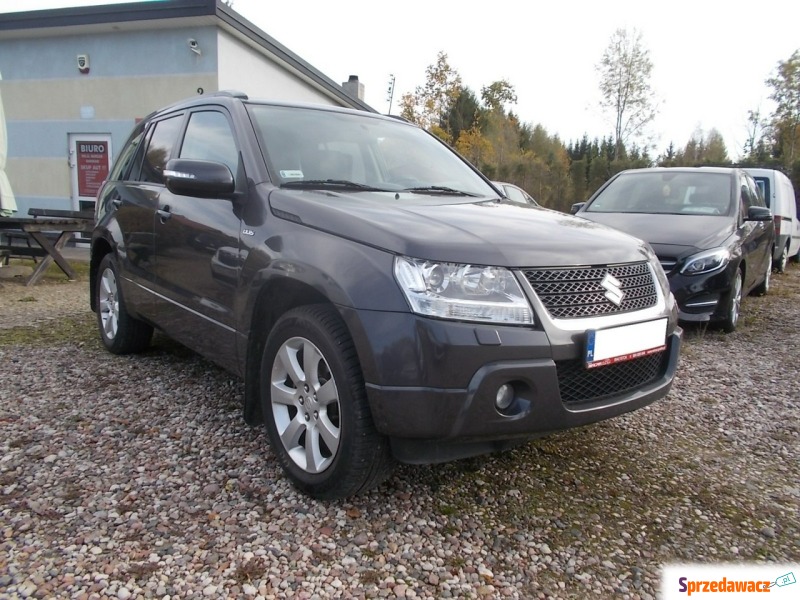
[208,90,249,100]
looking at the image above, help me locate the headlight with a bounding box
[680,248,730,275]
[394,256,533,324]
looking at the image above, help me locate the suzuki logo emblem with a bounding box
[601,273,624,306]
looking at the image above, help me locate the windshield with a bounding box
[246,104,496,197]
[587,171,733,216]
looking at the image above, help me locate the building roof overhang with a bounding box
[0,0,374,112]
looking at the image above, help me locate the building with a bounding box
[0,0,372,216]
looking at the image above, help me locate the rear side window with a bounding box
[109,129,145,182]
[135,115,183,185]
[179,110,239,177]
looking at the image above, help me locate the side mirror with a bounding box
[164,158,235,198]
[570,202,586,215]
[745,206,772,222]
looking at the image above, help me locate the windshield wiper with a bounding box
[281,179,392,192]
[403,185,480,197]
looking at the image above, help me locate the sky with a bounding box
[4,0,800,159]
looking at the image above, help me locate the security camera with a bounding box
[187,38,201,55]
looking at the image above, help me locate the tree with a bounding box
[481,79,518,113]
[444,87,483,146]
[597,28,658,160]
[455,126,495,170]
[766,49,800,166]
[702,129,729,165]
[672,128,730,166]
[483,110,521,180]
[743,108,768,160]
[659,141,677,166]
[399,51,462,139]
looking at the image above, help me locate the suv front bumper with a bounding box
[343,308,682,464]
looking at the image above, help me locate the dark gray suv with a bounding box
[91,92,682,499]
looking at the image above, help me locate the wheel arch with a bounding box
[242,276,336,426]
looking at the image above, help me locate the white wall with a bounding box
[217,32,341,106]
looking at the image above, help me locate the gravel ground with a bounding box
[1,263,798,599]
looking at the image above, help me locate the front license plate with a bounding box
[585,318,668,369]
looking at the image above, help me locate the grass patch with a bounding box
[3,258,90,282]
[0,313,97,347]
[232,557,268,584]
[361,570,381,585]
[126,562,161,578]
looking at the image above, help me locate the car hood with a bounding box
[577,212,734,253]
[267,189,654,267]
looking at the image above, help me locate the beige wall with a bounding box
[6,158,69,199]
[2,74,219,121]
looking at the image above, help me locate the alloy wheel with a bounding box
[270,336,341,474]
[729,270,743,330]
[99,267,119,341]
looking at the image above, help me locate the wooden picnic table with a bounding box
[0,209,94,286]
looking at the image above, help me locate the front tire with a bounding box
[96,254,153,354]
[753,254,771,296]
[260,304,394,499]
[721,268,743,333]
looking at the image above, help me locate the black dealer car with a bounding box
[571,167,774,332]
[91,92,681,499]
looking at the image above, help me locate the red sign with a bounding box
[76,141,110,198]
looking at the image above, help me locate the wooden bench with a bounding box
[0,209,95,285]
[0,231,41,265]
[28,208,95,220]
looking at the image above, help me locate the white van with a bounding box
[746,168,800,272]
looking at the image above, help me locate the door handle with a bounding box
[157,206,172,222]
[111,199,122,208]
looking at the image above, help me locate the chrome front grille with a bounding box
[522,262,658,319]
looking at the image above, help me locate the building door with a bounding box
[68,133,112,213]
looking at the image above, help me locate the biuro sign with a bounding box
[76,140,109,197]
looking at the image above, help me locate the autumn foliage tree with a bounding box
[399,51,462,142]
[400,47,770,212]
[766,49,800,167]
[597,28,658,160]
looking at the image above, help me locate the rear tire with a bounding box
[260,304,394,499]
[774,243,789,273]
[96,254,153,354]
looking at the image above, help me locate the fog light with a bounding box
[495,384,514,411]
